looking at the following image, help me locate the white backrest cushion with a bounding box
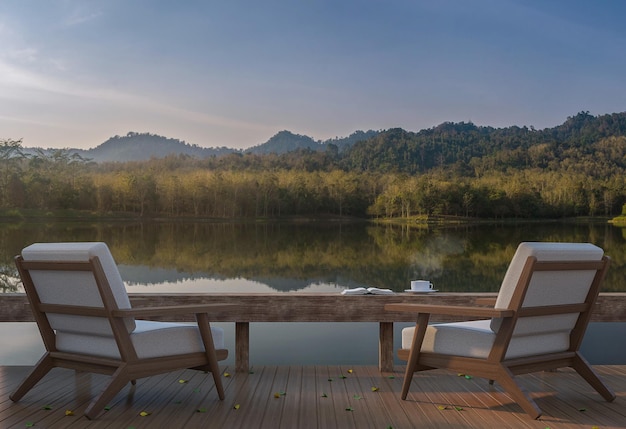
[22,242,135,336]
[491,242,603,336]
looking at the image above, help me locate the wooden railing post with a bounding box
[379,322,394,372]
[235,322,250,372]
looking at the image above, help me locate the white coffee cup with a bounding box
[410,280,434,291]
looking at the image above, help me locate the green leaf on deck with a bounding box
[196,408,207,413]
[454,406,464,411]
[387,375,395,379]
[345,407,354,411]
[353,394,362,400]
[42,405,52,410]
[321,393,328,398]
[25,423,34,428]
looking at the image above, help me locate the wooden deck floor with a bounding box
[1,365,625,429]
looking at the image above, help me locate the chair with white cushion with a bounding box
[10,242,232,419]
[386,242,615,419]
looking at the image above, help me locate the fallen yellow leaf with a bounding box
[65,410,74,416]
[233,404,240,410]
[347,369,353,374]
[274,392,281,398]
[371,386,379,392]
[139,411,151,417]
[224,372,231,377]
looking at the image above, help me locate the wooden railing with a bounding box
[2,293,625,372]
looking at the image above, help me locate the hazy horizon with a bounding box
[2,1,626,150]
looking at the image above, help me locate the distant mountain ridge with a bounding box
[25,129,380,163]
[20,111,626,164]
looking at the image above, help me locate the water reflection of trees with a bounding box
[0,220,625,293]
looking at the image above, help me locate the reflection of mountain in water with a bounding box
[118,265,367,292]
[252,276,368,292]
[118,265,224,285]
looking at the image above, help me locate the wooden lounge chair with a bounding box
[10,242,232,420]
[385,242,616,419]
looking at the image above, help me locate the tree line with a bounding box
[2,111,626,219]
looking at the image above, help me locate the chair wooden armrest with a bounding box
[384,303,514,319]
[112,304,237,318]
[474,297,497,306]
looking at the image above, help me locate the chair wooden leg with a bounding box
[572,353,616,402]
[401,314,430,400]
[196,314,225,400]
[496,367,542,419]
[84,366,131,420]
[10,353,54,402]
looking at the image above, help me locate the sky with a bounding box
[1,0,626,150]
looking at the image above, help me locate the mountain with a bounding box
[342,111,626,174]
[245,131,320,155]
[23,130,379,163]
[80,132,235,162]
[244,129,380,155]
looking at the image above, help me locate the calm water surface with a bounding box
[2,219,625,365]
[2,219,626,293]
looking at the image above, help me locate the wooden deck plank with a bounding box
[210,365,271,429]
[377,366,455,429]
[314,366,337,428]
[324,365,357,428]
[1,365,625,428]
[362,365,426,429]
[525,369,626,427]
[341,365,394,429]
[176,366,238,429]
[333,365,377,428]
[273,366,304,429]
[4,370,111,429]
[255,365,288,428]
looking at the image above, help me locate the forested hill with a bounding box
[244,130,380,155]
[81,132,233,162]
[4,111,626,219]
[342,111,626,176]
[44,130,380,162]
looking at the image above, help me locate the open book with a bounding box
[341,287,395,295]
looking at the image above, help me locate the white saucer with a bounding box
[404,289,438,293]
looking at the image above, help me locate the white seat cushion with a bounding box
[22,242,135,335]
[56,320,225,360]
[491,242,603,335]
[402,320,570,360]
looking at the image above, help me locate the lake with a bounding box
[2,219,626,294]
[1,219,625,365]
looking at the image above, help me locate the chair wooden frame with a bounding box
[385,255,616,419]
[11,255,233,420]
